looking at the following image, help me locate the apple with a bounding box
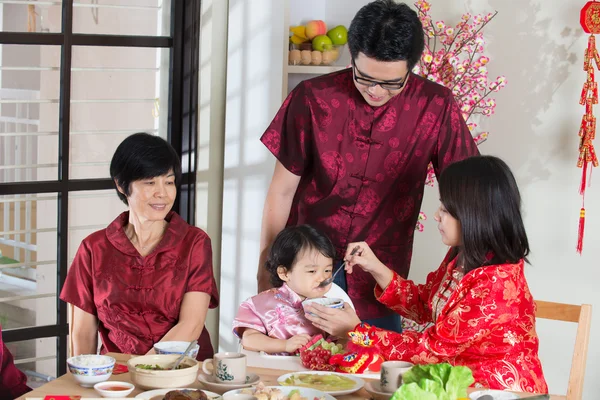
[327,25,348,45]
[312,35,333,52]
[305,20,327,40]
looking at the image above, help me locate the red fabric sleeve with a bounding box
[370,267,507,363]
[186,232,219,309]
[260,83,312,176]
[59,240,96,316]
[0,327,31,400]
[432,91,480,175]
[374,264,447,325]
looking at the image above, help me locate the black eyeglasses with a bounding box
[352,60,409,91]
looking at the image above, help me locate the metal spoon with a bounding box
[170,340,197,370]
[318,246,361,288]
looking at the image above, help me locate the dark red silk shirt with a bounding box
[261,69,478,319]
[60,212,219,360]
[0,325,31,400]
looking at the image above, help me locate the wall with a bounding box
[221,0,599,398]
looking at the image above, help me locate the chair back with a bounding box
[535,300,592,400]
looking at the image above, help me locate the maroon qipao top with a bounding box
[60,211,219,360]
[261,68,478,319]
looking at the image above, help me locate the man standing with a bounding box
[258,0,478,331]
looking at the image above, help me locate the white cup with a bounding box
[380,360,413,393]
[202,352,247,383]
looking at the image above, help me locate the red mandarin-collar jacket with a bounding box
[365,251,548,393]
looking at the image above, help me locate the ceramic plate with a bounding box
[469,389,519,400]
[277,371,364,396]
[364,381,396,400]
[135,388,221,400]
[223,386,335,400]
[198,373,260,394]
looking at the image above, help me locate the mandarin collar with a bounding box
[105,211,189,257]
[276,283,305,308]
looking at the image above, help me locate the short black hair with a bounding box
[109,132,182,205]
[348,0,424,68]
[438,155,530,272]
[266,225,336,287]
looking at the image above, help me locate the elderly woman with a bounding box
[60,133,218,360]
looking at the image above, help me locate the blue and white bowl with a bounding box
[67,354,115,387]
[153,341,200,359]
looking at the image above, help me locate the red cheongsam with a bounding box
[364,251,548,393]
[261,69,479,319]
[60,211,219,360]
[0,325,31,400]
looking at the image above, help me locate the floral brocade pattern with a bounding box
[261,69,479,319]
[371,251,548,393]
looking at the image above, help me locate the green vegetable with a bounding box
[390,363,474,400]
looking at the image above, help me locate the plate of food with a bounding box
[277,371,364,396]
[135,388,221,400]
[223,382,334,400]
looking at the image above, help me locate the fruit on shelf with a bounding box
[327,25,348,45]
[305,20,327,40]
[289,25,309,44]
[321,44,341,65]
[312,34,333,52]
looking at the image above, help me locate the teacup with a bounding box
[202,352,247,384]
[380,360,413,393]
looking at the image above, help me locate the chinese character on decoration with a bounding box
[577,1,600,253]
[413,1,506,231]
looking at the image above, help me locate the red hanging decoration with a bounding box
[577,1,600,253]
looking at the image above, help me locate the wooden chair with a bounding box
[535,300,592,400]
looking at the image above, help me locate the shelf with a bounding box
[286,65,349,74]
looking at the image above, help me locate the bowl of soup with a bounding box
[94,381,135,398]
[302,297,344,316]
[127,354,199,389]
[154,341,200,359]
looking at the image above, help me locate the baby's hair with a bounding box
[265,225,336,287]
[438,155,530,272]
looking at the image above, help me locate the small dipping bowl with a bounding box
[94,381,135,398]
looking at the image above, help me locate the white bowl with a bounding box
[94,381,135,398]
[67,354,115,387]
[127,354,199,389]
[154,341,200,359]
[302,297,344,315]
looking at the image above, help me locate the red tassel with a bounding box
[577,208,586,254]
[581,161,588,195]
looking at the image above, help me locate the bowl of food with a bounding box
[302,297,344,315]
[127,354,199,389]
[154,341,200,359]
[67,354,115,387]
[93,381,135,398]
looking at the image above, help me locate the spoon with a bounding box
[318,246,361,288]
[170,340,197,370]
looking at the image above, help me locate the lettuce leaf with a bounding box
[391,363,474,400]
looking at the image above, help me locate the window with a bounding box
[0,0,200,379]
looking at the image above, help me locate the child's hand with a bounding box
[285,334,312,353]
[344,241,386,275]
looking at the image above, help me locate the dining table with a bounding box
[18,353,564,400]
